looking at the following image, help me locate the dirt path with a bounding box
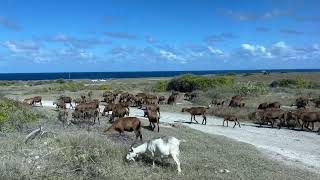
[43,100,320,172]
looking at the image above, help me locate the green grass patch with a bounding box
[270,78,317,89]
[152,80,168,92]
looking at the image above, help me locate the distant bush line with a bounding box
[270,78,318,89]
[166,74,235,92]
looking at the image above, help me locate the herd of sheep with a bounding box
[21,90,320,173]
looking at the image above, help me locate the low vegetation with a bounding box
[167,74,234,92]
[270,78,318,89]
[0,97,38,132]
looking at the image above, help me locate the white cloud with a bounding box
[241,43,272,58]
[159,50,186,63]
[208,46,223,55]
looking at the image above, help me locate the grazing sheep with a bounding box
[102,103,115,116]
[229,99,245,108]
[223,115,241,128]
[181,107,208,125]
[104,117,142,141]
[126,136,185,174]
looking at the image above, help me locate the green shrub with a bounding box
[55,78,66,84]
[167,74,234,92]
[0,98,37,132]
[270,78,317,89]
[99,84,109,90]
[235,82,267,96]
[60,81,85,92]
[153,80,168,92]
[0,81,15,86]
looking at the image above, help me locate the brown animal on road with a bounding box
[158,96,166,104]
[223,115,241,128]
[23,98,34,105]
[268,102,281,109]
[104,117,142,141]
[258,102,269,110]
[167,94,177,105]
[147,108,160,132]
[258,109,286,128]
[57,96,73,108]
[297,111,320,131]
[181,107,208,125]
[53,100,66,109]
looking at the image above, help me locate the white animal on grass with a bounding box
[126,136,186,173]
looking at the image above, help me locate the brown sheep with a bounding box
[229,99,245,108]
[295,97,309,109]
[110,104,129,122]
[297,111,320,131]
[167,94,177,105]
[142,105,160,118]
[158,96,166,104]
[268,102,281,109]
[102,103,115,116]
[258,102,269,110]
[147,108,160,132]
[181,107,208,125]
[223,115,241,128]
[211,99,225,108]
[32,96,43,106]
[57,96,73,108]
[104,117,142,141]
[53,100,66,109]
[258,109,286,128]
[23,98,34,105]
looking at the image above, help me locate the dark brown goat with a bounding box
[223,115,241,128]
[58,96,73,108]
[258,109,286,128]
[147,108,160,132]
[211,99,225,108]
[167,94,177,105]
[102,103,115,116]
[258,102,269,110]
[110,104,129,122]
[158,96,166,104]
[298,111,320,131]
[53,100,66,109]
[181,107,208,125]
[229,99,245,108]
[104,117,142,141]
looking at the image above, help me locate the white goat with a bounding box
[126,136,185,173]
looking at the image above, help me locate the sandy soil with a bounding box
[43,100,320,172]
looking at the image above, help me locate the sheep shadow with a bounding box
[173,120,204,125]
[141,125,158,132]
[125,153,176,172]
[106,133,136,146]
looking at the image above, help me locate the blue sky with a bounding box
[0,0,319,72]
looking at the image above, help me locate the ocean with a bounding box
[0,69,319,81]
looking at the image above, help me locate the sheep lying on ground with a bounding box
[126,136,185,174]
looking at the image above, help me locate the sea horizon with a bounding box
[0,69,320,81]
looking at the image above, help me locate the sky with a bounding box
[0,0,319,72]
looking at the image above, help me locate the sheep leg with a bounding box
[172,154,181,174]
[223,120,225,126]
[238,120,241,128]
[202,115,207,125]
[227,120,228,127]
[233,121,236,128]
[193,115,199,124]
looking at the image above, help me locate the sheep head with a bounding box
[126,147,138,161]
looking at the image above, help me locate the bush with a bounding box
[167,74,234,92]
[60,81,85,92]
[0,98,38,132]
[153,80,168,92]
[270,78,317,89]
[55,78,66,84]
[99,84,109,91]
[0,81,15,86]
[235,82,267,96]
